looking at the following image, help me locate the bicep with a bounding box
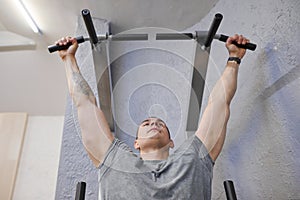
[195,100,230,161]
[77,100,114,167]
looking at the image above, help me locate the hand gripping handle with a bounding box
[218,34,257,51]
[47,36,85,53]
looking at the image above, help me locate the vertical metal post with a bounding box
[81,9,114,131]
[186,14,223,135]
[204,13,223,48]
[186,40,209,134]
[81,9,99,44]
[224,180,238,200]
[75,182,86,200]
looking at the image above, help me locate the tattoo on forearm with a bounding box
[72,71,93,96]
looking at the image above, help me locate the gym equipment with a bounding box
[48,10,256,53]
[224,180,238,200]
[75,182,86,200]
[48,9,257,133]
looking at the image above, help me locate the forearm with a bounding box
[63,55,96,107]
[209,61,239,106]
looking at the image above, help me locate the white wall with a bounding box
[13,116,64,200]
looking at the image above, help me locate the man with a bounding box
[56,34,249,199]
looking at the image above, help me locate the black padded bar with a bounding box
[110,34,148,41]
[224,180,237,200]
[47,36,86,53]
[81,9,98,44]
[75,182,86,200]
[204,13,223,48]
[156,33,194,40]
[216,34,257,51]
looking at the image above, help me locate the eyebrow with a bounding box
[140,118,165,125]
[141,119,149,124]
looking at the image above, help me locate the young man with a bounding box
[56,34,249,199]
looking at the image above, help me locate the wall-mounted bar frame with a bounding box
[48,9,256,133]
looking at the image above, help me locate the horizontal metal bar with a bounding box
[48,32,257,53]
[100,33,198,41]
[108,34,148,41]
[156,33,195,40]
[104,32,216,41]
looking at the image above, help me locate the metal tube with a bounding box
[224,180,237,200]
[75,182,86,200]
[48,32,257,53]
[204,13,223,48]
[156,33,195,40]
[108,34,148,41]
[81,9,98,44]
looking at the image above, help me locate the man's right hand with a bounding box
[226,34,249,59]
[55,37,78,60]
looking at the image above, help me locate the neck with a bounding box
[140,146,170,160]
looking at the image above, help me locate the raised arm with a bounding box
[57,37,114,167]
[196,34,249,161]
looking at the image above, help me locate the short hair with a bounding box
[136,117,171,139]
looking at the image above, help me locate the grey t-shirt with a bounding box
[98,135,214,200]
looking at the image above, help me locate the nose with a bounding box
[150,121,156,127]
[150,120,160,127]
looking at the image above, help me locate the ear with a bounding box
[134,139,140,150]
[169,139,174,149]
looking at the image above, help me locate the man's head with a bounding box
[134,117,174,154]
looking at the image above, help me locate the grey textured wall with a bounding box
[56,0,300,199]
[108,30,198,150]
[56,19,199,199]
[55,17,109,200]
[187,0,300,199]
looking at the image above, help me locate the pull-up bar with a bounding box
[48,9,257,53]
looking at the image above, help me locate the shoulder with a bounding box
[172,135,214,166]
[98,138,138,168]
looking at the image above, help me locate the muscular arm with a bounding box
[196,34,249,161]
[58,37,114,167]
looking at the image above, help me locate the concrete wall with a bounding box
[55,17,110,200]
[56,0,300,199]
[13,116,64,200]
[109,28,198,150]
[55,17,199,199]
[186,0,300,199]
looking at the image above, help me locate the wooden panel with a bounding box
[0,113,27,200]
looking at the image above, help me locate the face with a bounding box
[134,117,173,151]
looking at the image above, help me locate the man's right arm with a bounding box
[57,37,114,167]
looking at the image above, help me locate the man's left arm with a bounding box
[196,34,249,161]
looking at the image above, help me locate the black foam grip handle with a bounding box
[75,182,86,200]
[81,9,98,44]
[204,13,223,47]
[224,180,237,200]
[219,34,257,51]
[47,36,85,53]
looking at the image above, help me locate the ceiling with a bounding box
[0,0,218,115]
